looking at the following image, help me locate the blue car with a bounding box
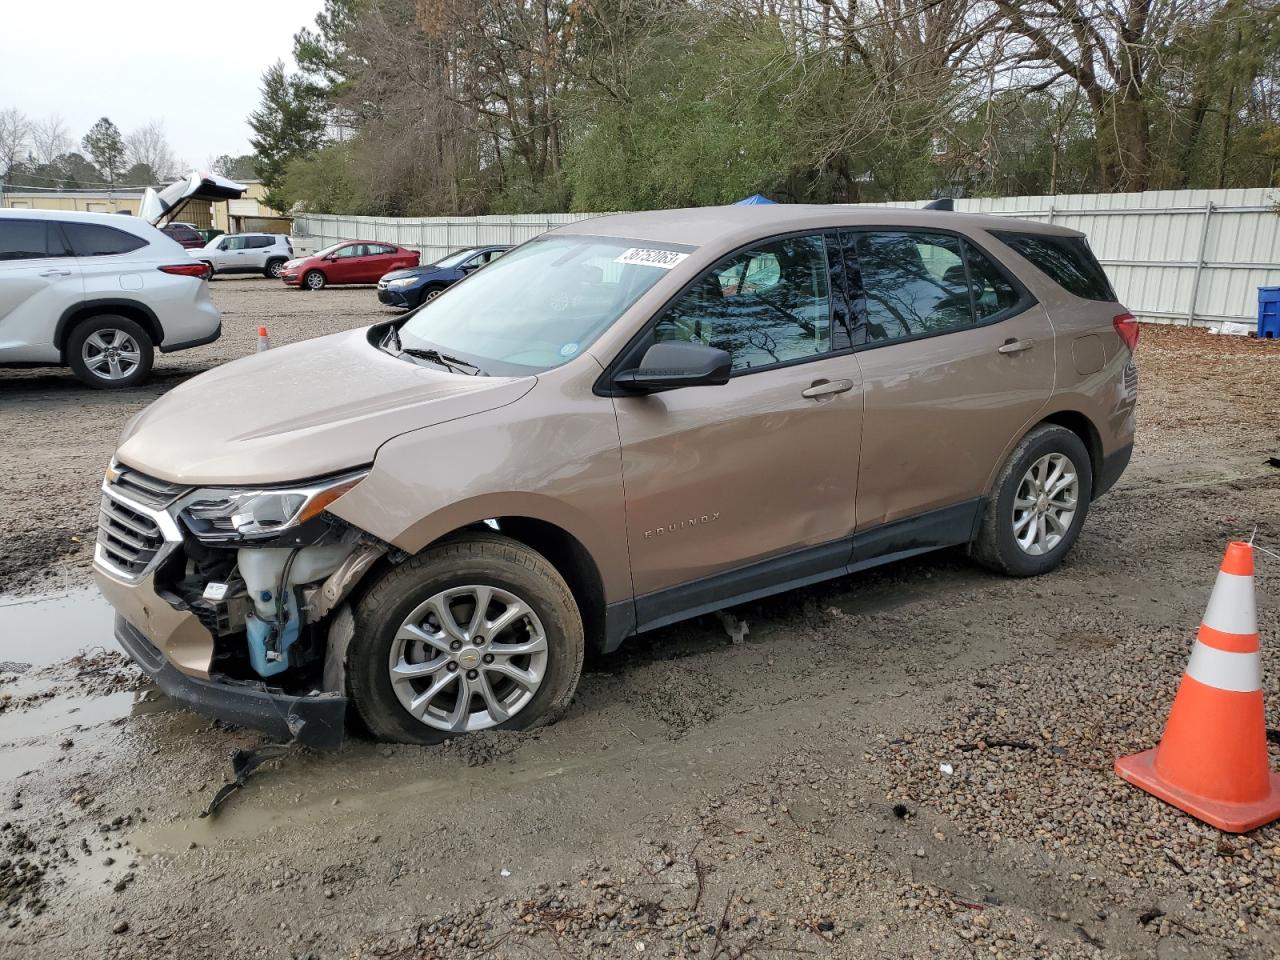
[376,245,512,308]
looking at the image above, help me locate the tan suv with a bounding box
[94,206,1137,747]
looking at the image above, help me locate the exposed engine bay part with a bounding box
[238,544,356,677]
[307,543,387,622]
[140,170,246,226]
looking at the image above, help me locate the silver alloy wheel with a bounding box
[269,260,284,277]
[306,271,325,289]
[81,329,142,381]
[1012,452,1079,555]
[422,288,442,302]
[388,585,548,732]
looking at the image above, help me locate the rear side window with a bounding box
[0,219,72,260]
[845,231,1025,345]
[64,222,148,257]
[993,232,1115,301]
[246,236,273,248]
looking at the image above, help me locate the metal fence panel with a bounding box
[295,188,1280,327]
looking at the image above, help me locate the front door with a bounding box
[326,243,366,283]
[610,233,863,625]
[842,229,1056,530]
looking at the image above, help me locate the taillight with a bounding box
[159,262,212,280]
[1113,312,1139,353]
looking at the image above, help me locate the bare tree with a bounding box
[125,119,179,180]
[0,107,31,177]
[30,114,71,167]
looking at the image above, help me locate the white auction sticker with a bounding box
[614,248,689,269]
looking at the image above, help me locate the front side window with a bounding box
[223,236,246,250]
[0,219,71,261]
[332,244,365,258]
[398,234,681,375]
[657,234,831,372]
[63,222,147,257]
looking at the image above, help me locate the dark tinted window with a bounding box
[966,245,1020,320]
[657,234,832,371]
[0,219,72,260]
[993,232,1115,301]
[854,232,973,341]
[243,235,269,248]
[64,222,148,257]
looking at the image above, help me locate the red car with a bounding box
[162,223,207,249]
[282,241,420,290]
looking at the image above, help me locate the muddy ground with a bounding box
[1,278,1279,959]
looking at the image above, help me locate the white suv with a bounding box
[192,233,293,278]
[0,209,221,389]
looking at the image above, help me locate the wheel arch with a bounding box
[56,299,164,359]
[1037,410,1103,495]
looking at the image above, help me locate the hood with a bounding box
[115,328,535,485]
[141,171,247,226]
[382,266,442,282]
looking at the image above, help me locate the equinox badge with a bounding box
[644,512,720,539]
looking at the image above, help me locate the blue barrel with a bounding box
[1260,287,1280,339]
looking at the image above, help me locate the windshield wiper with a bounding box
[400,347,485,376]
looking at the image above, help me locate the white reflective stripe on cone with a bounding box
[1186,641,1262,693]
[1201,571,1257,636]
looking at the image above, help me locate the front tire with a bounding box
[972,424,1092,577]
[348,534,585,744]
[416,285,446,307]
[303,269,327,290]
[66,315,154,389]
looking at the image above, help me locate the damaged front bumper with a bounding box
[115,615,347,750]
[94,463,385,751]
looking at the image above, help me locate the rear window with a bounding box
[0,219,72,260]
[64,222,148,257]
[993,232,1115,301]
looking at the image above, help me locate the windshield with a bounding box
[433,247,480,268]
[313,241,349,258]
[398,235,687,374]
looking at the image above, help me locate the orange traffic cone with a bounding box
[1115,541,1280,832]
[257,325,271,352]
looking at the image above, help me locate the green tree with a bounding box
[212,153,258,180]
[279,143,359,213]
[81,117,125,188]
[248,61,327,211]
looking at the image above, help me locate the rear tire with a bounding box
[303,269,326,290]
[348,534,585,744]
[66,314,154,390]
[972,424,1092,577]
[265,258,286,279]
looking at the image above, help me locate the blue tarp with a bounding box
[734,194,776,205]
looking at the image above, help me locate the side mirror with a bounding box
[613,342,732,393]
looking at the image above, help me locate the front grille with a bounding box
[98,494,166,576]
[110,466,188,509]
[377,280,389,290]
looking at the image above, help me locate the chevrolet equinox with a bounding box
[94,206,1136,747]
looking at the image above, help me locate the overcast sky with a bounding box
[1,0,326,170]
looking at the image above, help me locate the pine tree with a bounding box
[249,61,326,212]
[81,117,125,188]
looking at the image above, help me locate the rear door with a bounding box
[843,229,1055,530]
[364,244,405,281]
[0,218,83,362]
[243,235,272,269]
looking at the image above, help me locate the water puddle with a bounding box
[0,587,169,787]
[0,587,116,669]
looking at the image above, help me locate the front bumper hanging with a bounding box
[116,615,347,751]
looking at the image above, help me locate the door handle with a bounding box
[38,268,72,277]
[998,338,1034,355]
[801,378,854,400]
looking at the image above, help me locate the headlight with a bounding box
[180,470,368,543]
[386,277,418,289]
